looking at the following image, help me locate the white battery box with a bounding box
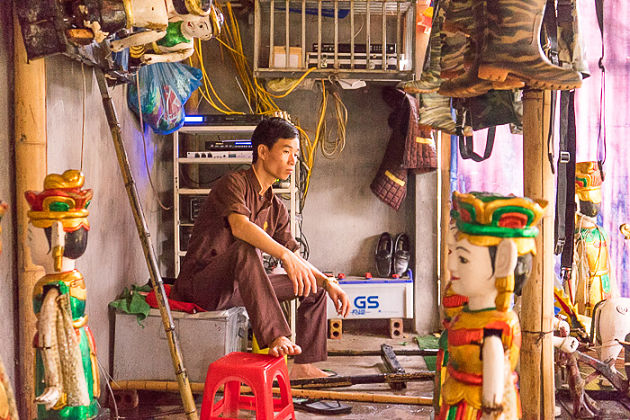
[326,276,413,319]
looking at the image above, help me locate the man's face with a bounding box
[260,137,299,180]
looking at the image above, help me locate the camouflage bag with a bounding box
[455,89,522,162]
[463,89,522,131]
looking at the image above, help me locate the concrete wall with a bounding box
[2,10,438,408]
[194,17,437,332]
[0,2,17,388]
[45,56,171,388]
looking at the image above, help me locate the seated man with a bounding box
[171,117,350,379]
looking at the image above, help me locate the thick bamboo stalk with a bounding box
[328,349,438,357]
[13,13,47,420]
[95,70,198,420]
[110,380,433,405]
[290,371,434,389]
[439,132,451,325]
[520,89,555,420]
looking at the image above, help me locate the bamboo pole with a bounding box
[110,380,434,405]
[328,349,438,357]
[14,12,47,420]
[95,70,198,420]
[439,132,451,324]
[520,89,555,420]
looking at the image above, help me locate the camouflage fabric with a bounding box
[477,0,582,90]
[440,33,468,79]
[464,89,522,131]
[443,0,474,36]
[400,0,450,94]
[418,92,464,135]
[556,0,589,77]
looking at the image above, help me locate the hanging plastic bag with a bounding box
[127,62,202,135]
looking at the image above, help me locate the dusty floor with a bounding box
[108,328,435,419]
[107,329,630,419]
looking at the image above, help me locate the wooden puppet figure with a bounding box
[76,0,213,44]
[434,222,468,413]
[0,200,19,420]
[440,191,545,420]
[572,161,614,316]
[25,170,100,419]
[121,9,224,65]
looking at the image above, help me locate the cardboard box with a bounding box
[326,277,413,319]
[272,46,303,68]
[113,307,249,382]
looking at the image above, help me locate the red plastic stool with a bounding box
[200,352,296,420]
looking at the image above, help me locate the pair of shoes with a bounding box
[375,233,411,277]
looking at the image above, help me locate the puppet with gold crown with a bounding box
[25,170,99,419]
[571,161,615,316]
[439,191,545,420]
[434,221,468,414]
[0,200,19,420]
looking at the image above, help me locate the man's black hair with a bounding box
[251,117,299,163]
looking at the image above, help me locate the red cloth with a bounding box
[145,284,207,313]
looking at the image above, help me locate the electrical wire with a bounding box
[97,358,119,419]
[191,4,348,210]
[321,88,348,159]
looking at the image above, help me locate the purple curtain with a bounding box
[455,0,630,296]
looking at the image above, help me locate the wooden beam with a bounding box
[520,89,555,419]
[13,10,47,420]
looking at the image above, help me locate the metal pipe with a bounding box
[366,0,371,70]
[350,0,355,69]
[285,0,290,67]
[95,70,198,420]
[270,0,275,67]
[317,0,322,68]
[334,0,339,69]
[381,0,386,70]
[301,0,306,68]
[254,0,261,71]
[396,0,401,70]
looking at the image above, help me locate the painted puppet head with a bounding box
[25,170,92,269]
[449,191,546,311]
[575,161,603,218]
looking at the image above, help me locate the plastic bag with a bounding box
[127,62,202,135]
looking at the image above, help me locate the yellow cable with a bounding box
[263,68,317,99]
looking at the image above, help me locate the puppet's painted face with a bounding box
[28,223,51,267]
[182,15,213,40]
[448,237,495,300]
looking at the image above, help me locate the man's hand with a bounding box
[325,281,350,317]
[281,251,317,297]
